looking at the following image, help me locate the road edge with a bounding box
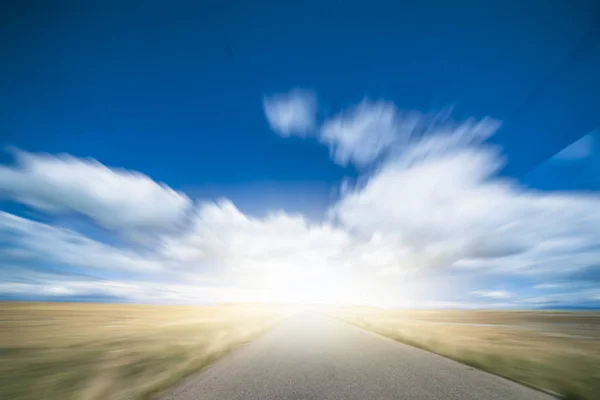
[330,315,565,400]
[151,315,291,400]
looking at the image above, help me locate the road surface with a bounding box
[160,313,553,400]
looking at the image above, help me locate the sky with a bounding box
[1,1,599,308]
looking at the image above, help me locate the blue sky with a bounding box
[1,1,599,308]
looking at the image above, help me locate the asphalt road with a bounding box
[160,313,553,400]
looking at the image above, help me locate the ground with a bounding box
[331,307,600,400]
[2,303,599,400]
[0,302,291,400]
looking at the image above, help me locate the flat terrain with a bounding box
[160,312,552,400]
[0,302,290,400]
[332,308,600,400]
[3,303,598,400]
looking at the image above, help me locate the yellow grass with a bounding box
[0,302,291,400]
[331,307,600,400]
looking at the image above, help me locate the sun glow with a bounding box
[249,268,398,306]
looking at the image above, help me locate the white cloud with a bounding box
[471,290,512,299]
[263,89,317,136]
[0,277,259,304]
[270,95,499,167]
[162,200,351,272]
[320,100,403,166]
[158,200,378,304]
[331,121,523,270]
[331,114,600,280]
[0,149,192,233]
[0,211,163,271]
[3,97,600,307]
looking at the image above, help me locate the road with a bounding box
[160,312,553,400]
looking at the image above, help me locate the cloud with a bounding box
[518,287,600,308]
[158,200,379,304]
[158,116,600,301]
[271,94,499,167]
[330,119,523,270]
[471,290,512,299]
[0,274,255,304]
[319,100,403,166]
[0,211,163,271]
[263,89,317,136]
[162,200,351,270]
[3,95,600,307]
[331,112,600,282]
[0,149,192,233]
[533,283,565,290]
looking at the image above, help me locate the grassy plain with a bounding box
[331,307,600,400]
[0,302,291,400]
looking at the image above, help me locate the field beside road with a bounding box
[0,302,290,400]
[331,308,600,400]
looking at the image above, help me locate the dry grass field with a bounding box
[4,302,599,400]
[0,302,291,400]
[331,307,600,400]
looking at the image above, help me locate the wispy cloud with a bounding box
[271,98,499,167]
[534,283,565,290]
[319,100,403,166]
[263,89,317,137]
[471,290,512,299]
[0,149,191,234]
[0,211,163,272]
